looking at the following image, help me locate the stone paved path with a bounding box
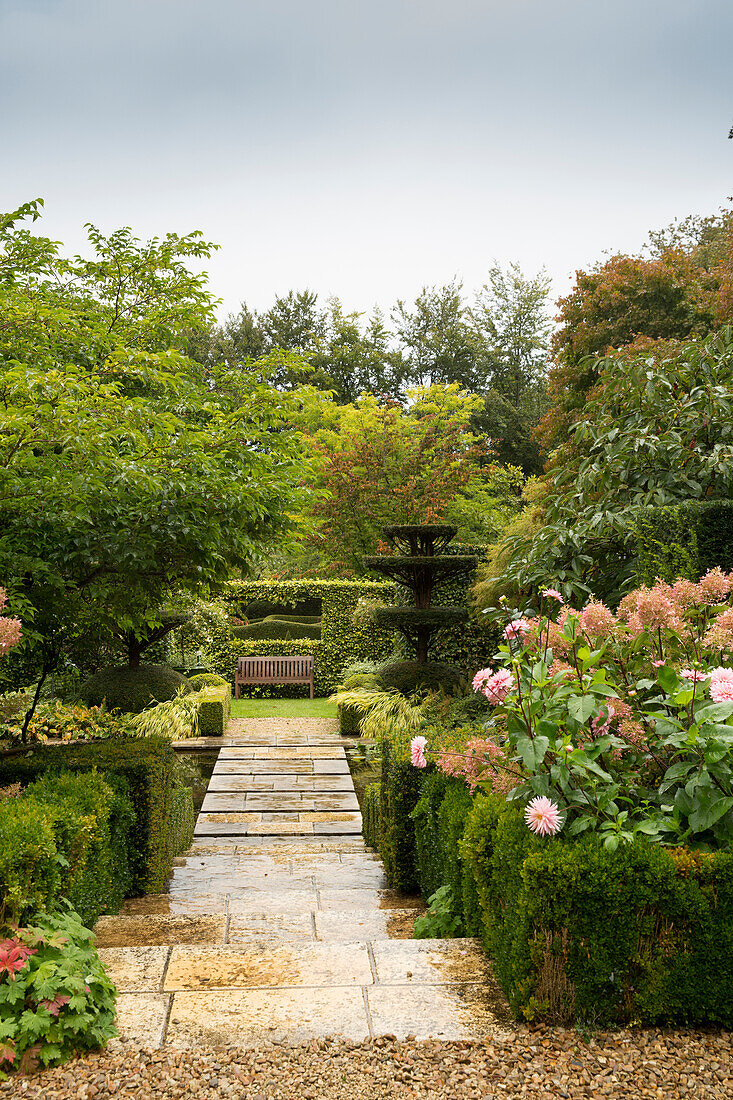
[94,716,510,1046]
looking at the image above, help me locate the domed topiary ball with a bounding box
[79,665,193,714]
[376,660,465,697]
[187,672,229,691]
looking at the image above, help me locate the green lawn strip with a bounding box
[230,697,338,719]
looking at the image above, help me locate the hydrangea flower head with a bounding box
[524,796,563,836]
[579,600,617,639]
[710,668,733,704]
[410,736,428,768]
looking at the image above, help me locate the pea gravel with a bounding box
[2,1028,732,1099]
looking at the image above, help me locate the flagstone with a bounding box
[227,913,315,943]
[94,914,226,948]
[113,992,171,1047]
[98,946,169,993]
[226,890,318,915]
[165,987,370,1046]
[163,942,372,991]
[370,939,491,984]
[366,982,509,1040]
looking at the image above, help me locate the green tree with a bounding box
[0,202,315,725]
[392,281,480,389]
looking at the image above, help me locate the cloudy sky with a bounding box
[1,0,731,319]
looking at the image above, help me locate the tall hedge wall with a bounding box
[635,500,733,586]
[218,579,396,695]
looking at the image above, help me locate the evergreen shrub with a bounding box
[377,660,465,696]
[216,579,395,695]
[378,738,422,893]
[232,619,322,640]
[635,500,733,586]
[195,683,231,736]
[170,783,195,856]
[186,672,228,691]
[362,781,382,850]
[79,664,192,714]
[0,738,177,894]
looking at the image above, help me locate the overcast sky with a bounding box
[1,0,731,320]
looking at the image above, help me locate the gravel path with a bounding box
[3,1028,732,1099]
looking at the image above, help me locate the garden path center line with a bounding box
[93,715,512,1046]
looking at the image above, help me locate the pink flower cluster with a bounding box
[0,588,21,658]
[437,739,515,794]
[410,736,428,768]
[579,600,617,640]
[503,617,532,642]
[473,668,515,705]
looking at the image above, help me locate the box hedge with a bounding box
[0,738,177,894]
[214,579,396,695]
[635,500,733,586]
[195,683,231,736]
[0,771,135,928]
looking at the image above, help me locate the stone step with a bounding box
[102,938,510,1045]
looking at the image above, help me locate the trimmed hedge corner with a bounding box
[196,683,231,736]
[0,737,177,895]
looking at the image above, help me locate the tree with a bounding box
[392,281,480,389]
[0,202,315,726]
[483,329,733,608]
[303,384,521,574]
[471,261,552,410]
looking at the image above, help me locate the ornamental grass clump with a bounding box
[413,571,733,851]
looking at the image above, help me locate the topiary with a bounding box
[232,619,322,641]
[79,665,193,714]
[377,659,465,697]
[187,672,228,691]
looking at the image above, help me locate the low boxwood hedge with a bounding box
[0,737,177,894]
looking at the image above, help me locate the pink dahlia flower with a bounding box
[472,667,495,693]
[679,668,709,683]
[410,736,428,768]
[481,669,516,705]
[710,668,733,704]
[542,588,564,603]
[524,796,563,837]
[503,617,531,642]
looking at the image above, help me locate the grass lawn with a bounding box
[230,697,338,719]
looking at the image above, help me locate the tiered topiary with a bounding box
[364,525,477,692]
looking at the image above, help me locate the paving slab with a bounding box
[366,982,510,1039]
[94,914,226,948]
[166,987,370,1046]
[314,910,419,941]
[227,890,318,915]
[99,947,169,993]
[112,993,171,1047]
[313,759,351,775]
[227,913,315,944]
[163,942,373,991]
[370,938,491,984]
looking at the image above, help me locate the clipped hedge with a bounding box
[217,579,396,695]
[362,781,382,851]
[635,500,733,586]
[187,673,228,691]
[170,783,195,857]
[0,771,135,927]
[80,664,193,714]
[196,683,231,737]
[378,738,422,893]
[0,738,177,895]
[233,619,322,641]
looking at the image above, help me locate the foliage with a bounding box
[80,665,192,714]
[412,885,462,939]
[0,589,21,661]
[304,385,508,573]
[213,579,394,694]
[378,738,423,893]
[0,904,118,1074]
[233,618,322,640]
[0,201,317,729]
[376,660,465,697]
[635,501,733,586]
[169,784,195,857]
[362,781,382,850]
[488,330,733,606]
[195,684,231,737]
[2,701,125,746]
[330,687,431,745]
[0,738,177,895]
[463,800,733,1025]
[461,575,733,850]
[186,672,228,690]
[128,689,201,740]
[0,771,134,928]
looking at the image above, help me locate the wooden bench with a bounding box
[235,655,314,699]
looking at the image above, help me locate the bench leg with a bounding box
[235,681,240,699]
[310,678,314,700]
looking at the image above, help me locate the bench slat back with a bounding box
[236,655,313,681]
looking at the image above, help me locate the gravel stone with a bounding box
[2,1028,733,1099]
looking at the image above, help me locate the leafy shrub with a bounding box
[24,772,134,927]
[635,500,733,586]
[362,782,382,849]
[186,672,228,690]
[413,885,462,939]
[2,701,125,745]
[79,665,192,714]
[0,800,59,927]
[378,738,422,893]
[196,684,231,736]
[0,904,117,1074]
[129,689,201,740]
[377,659,465,696]
[0,738,177,895]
